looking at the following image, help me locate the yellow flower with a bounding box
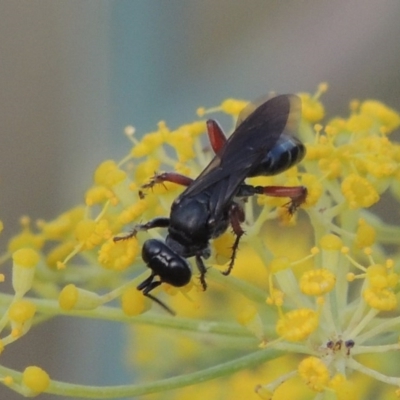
[276,309,319,342]
[98,237,139,271]
[74,219,111,250]
[298,93,325,122]
[298,357,329,392]
[300,268,335,296]
[360,100,400,133]
[2,87,400,399]
[94,160,126,188]
[341,174,380,209]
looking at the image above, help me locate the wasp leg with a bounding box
[206,119,227,153]
[195,254,208,291]
[113,217,170,242]
[237,184,307,214]
[223,202,245,276]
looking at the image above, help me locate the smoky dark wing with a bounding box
[182,94,301,214]
[235,93,274,128]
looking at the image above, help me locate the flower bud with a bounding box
[59,284,103,310]
[12,248,39,297]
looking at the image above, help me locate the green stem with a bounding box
[0,293,251,338]
[206,268,267,304]
[0,348,282,398]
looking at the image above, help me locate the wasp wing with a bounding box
[181,94,301,216]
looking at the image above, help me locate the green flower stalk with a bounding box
[1,84,400,399]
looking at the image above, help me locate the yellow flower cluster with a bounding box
[1,84,400,398]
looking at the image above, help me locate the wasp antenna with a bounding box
[144,292,176,316]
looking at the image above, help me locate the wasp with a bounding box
[115,94,307,314]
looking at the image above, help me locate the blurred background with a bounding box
[0,1,400,399]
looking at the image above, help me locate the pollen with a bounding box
[300,269,335,296]
[319,234,342,251]
[121,287,147,316]
[363,287,397,311]
[131,131,164,157]
[341,174,380,209]
[85,185,114,206]
[118,200,148,225]
[134,158,161,185]
[301,174,323,206]
[8,225,44,253]
[276,309,318,342]
[298,356,329,392]
[366,264,398,290]
[266,288,284,307]
[166,128,195,162]
[8,299,36,323]
[355,218,376,248]
[182,121,206,137]
[38,206,85,241]
[298,93,325,123]
[74,219,111,250]
[98,237,139,271]
[318,157,342,179]
[305,142,332,160]
[360,100,400,133]
[94,160,126,188]
[22,366,50,395]
[220,99,248,116]
[346,114,374,135]
[131,141,151,158]
[324,124,338,137]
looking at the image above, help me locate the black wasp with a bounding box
[115,94,307,314]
